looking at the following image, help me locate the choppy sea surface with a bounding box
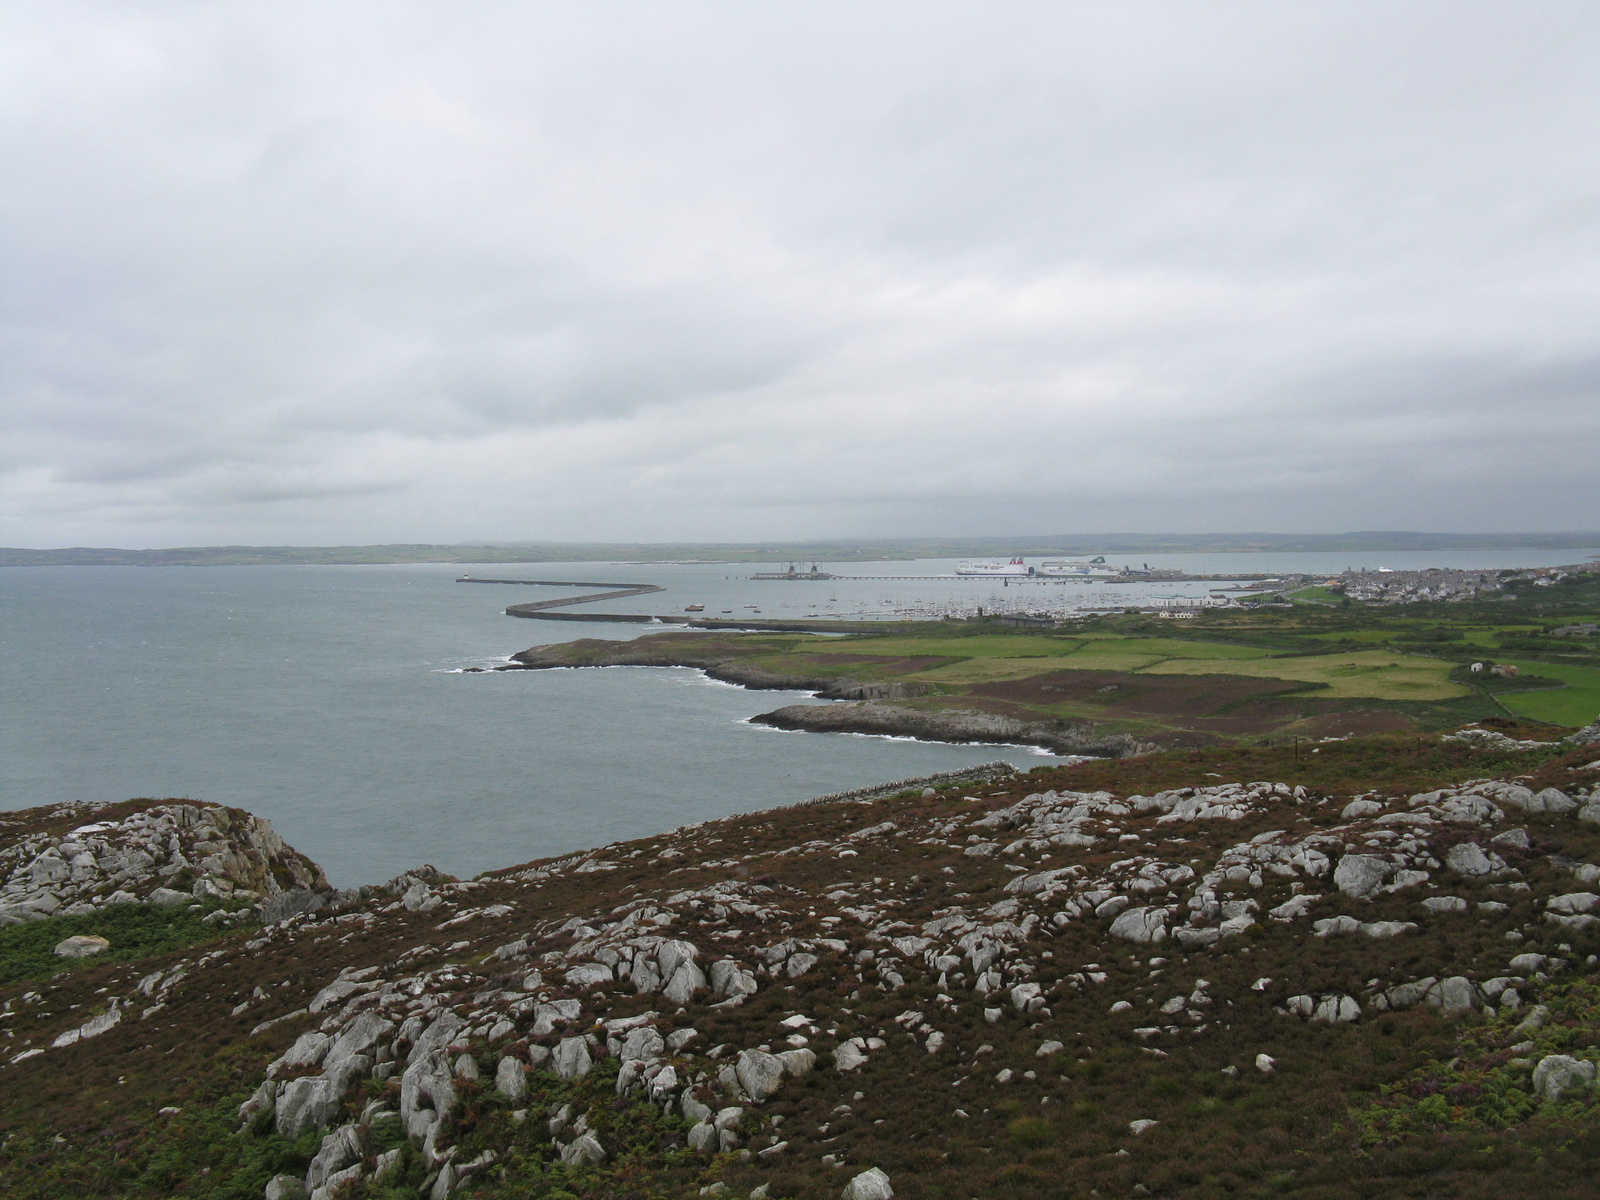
[4,549,1594,885]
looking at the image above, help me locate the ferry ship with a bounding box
[1035,555,1122,579]
[955,557,1033,576]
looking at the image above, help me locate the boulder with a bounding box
[620,1026,665,1063]
[53,935,110,958]
[564,963,614,989]
[656,939,699,978]
[1108,906,1168,943]
[552,1036,593,1080]
[663,959,708,1006]
[1420,897,1467,915]
[1547,892,1600,915]
[1128,1119,1160,1135]
[1425,976,1479,1016]
[735,1049,786,1101]
[306,1124,364,1192]
[400,1050,458,1142]
[1526,785,1575,817]
[1341,799,1385,819]
[264,1175,308,1200]
[325,1013,394,1072]
[841,1168,894,1200]
[1445,843,1503,878]
[687,1121,718,1152]
[834,1041,869,1072]
[1334,855,1393,899]
[147,887,191,907]
[777,1048,816,1078]
[495,1055,526,1101]
[559,1132,607,1166]
[1532,1054,1596,1102]
[274,1076,343,1139]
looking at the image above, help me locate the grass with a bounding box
[1494,660,1600,725]
[1136,648,1468,700]
[0,902,241,988]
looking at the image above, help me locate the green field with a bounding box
[1495,660,1600,725]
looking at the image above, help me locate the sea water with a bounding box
[4,549,1594,885]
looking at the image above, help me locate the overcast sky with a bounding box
[3,2,1599,547]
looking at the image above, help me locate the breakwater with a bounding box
[455,575,665,617]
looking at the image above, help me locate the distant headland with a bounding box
[4,531,1600,567]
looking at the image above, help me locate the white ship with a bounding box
[1035,555,1122,579]
[955,557,1033,576]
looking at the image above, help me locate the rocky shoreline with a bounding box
[751,701,1154,758]
[500,638,1149,757]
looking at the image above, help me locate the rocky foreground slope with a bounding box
[4,731,1600,1200]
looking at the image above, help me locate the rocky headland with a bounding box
[4,730,1600,1199]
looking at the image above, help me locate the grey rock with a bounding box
[1535,788,1578,815]
[1509,953,1548,973]
[1426,976,1479,1016]
[564,962,614,989]
[1108,906,1168,943]
[264,1175,308,1200]
[834,1041,869,1072]
[400,1049,459,1141]
[1532,1054,1595,1101]
[325,1013,394,1072]
[1341,799,1385,819]
[1333,855,1392,899]
[258,888,324,924]
[1547,892,1600,915]
[454,1053,479,1082]
[311,1162,363,1200]
[147,887,191,907]
[530,999,581,1036]
[274,1075,342,1139]
[1446,843,1503,877]
[1174,927,1220,948]
[1489,828,1530,850]
[784,953,820,980]
[527,1044,551,1069]
[688,1121,718,1152]
[283,1031,332,1070]
[559,1132,607,1166]
[1094,895,1131,919]
[663,959,708,1006]
[709,959,758,998]
[53,934,110,958]
[714,1105,745,1129]
[777,1048,816,1077]
[666,1027,699,1052]
[306,1123,364,1191]
[1312,995,1361,1024]
[552,1036,593,1080]
[1420,896,1467,915]
[656,939,699,979]
[407,1011,466,1065]
[735,1049,786,1101]
[681,1094,712,1124]
[495,1055,526,1101]
[841,1167,895,1200]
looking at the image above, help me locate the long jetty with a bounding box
[455,576,665,617]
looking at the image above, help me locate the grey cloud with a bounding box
[3,1,1599,546]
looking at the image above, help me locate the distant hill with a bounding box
[4,532,1599,566]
